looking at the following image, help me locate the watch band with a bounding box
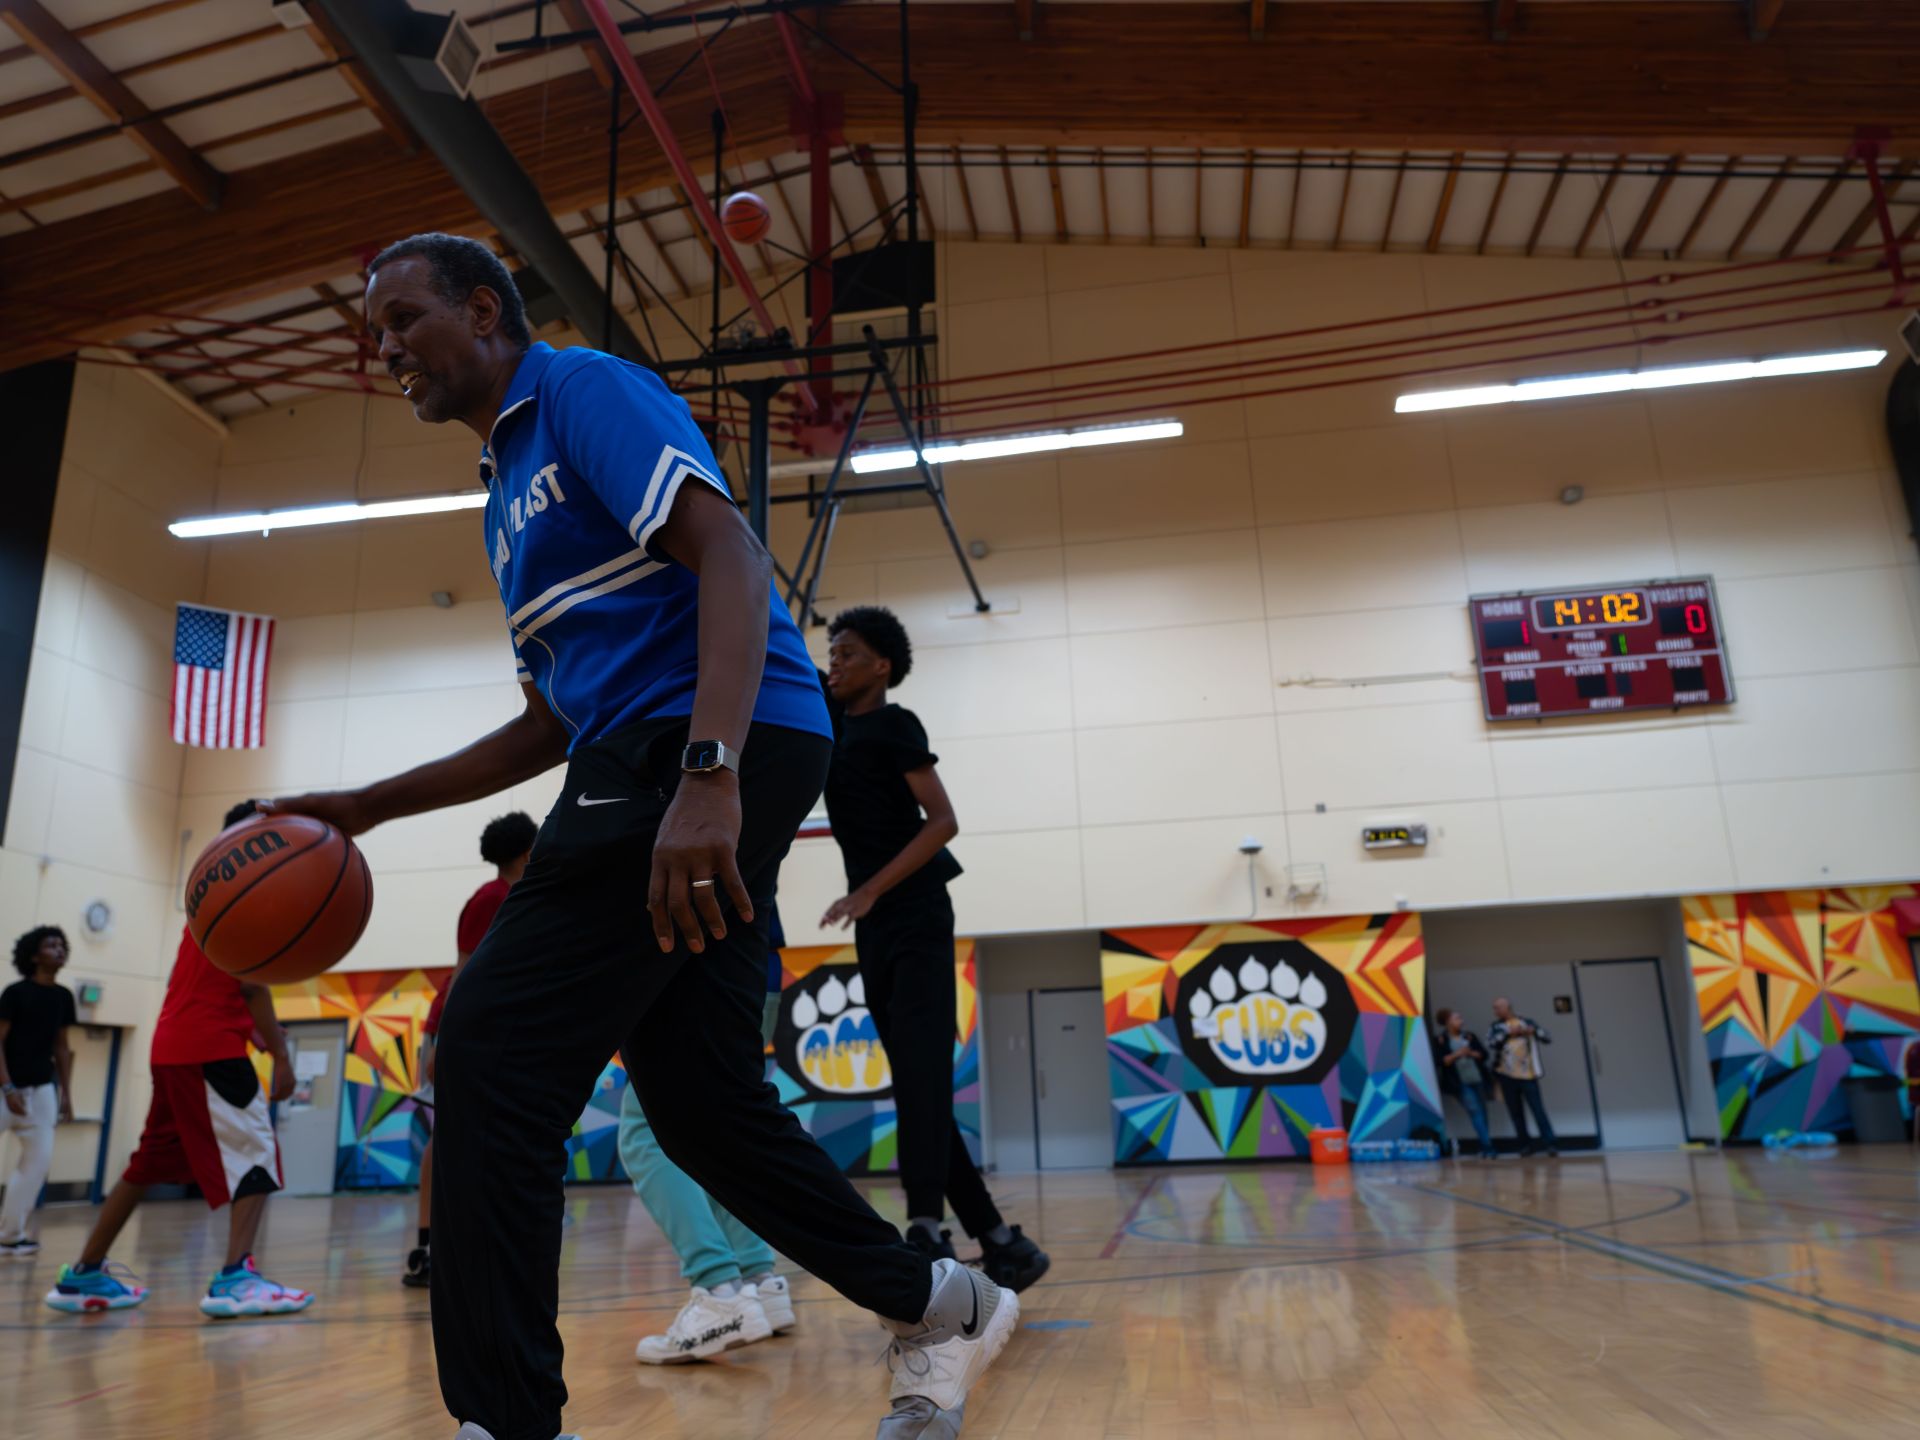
[681,740,740,775]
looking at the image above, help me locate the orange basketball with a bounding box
[185,812,372,984]
[721,190,771,245]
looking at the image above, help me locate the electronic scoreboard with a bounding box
[1470,577,1734,721]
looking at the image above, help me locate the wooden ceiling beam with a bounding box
[1047,146,1067,241]
[1331,151,1355,249]
[855,144,898,240]
[1096,147,1111,243]
[1526,155,1570,256]
[1726,158,1795,258]
[1623,154,1682,257]
[14,3,1920,368]
[1193,147,1204,242]
[1238,149,1255,247]
[1572,155,1626,256]
[998,145,1022,242]
[0,23,283,126]
[1427,151,1464,252]
[1830,159,1914,258]
[1476,153,1514,254]
[0,0,222,208]
[952,147,980,241]
[1145,147,1157,242]
[553,0,618,91]
[1778,157,1850,258]
[0,0,204,68]
[1380,151,1409,252]
[297,2,417,154]
[312,281,366,339]
[625,198,691,298]
[1283,150,1300,249]
[1676,155,1740,258]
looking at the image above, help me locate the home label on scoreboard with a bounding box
[1470,577,1734,722]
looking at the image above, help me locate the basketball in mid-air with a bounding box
[721,190,772,245]
[185,812,372,984]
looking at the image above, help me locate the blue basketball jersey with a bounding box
[479,342,828,751]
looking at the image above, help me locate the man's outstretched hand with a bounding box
[260,791,376,838]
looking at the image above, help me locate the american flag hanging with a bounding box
[171,604,275,749]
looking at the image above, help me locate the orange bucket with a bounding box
[1308,1126,1350,1166]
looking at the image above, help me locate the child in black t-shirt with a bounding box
[820,607,1049,1292]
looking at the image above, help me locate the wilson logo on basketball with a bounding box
[185,829,290,920]
[774,966,893,1102]
[1173,941,1357,1087]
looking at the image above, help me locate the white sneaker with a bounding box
[634,1285,772,1365]
[452,1428,581,1439]
[882,1258,1019,1411]
[751,1273,796,1333]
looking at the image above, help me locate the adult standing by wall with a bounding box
[1489,997,1559,1158]
[0,926,76,1257]
[1432,1008,1494,1159]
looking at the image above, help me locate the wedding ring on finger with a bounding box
[690,878,716,890]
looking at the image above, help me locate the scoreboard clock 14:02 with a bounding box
[1470,577,1734,722]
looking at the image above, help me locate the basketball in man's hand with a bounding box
[185,813,372,984]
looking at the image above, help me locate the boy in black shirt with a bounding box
[1,926,77,1257]
[822,607,1049,1292]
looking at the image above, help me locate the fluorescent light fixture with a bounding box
[169,490,489,539]
[850,419,1183,474]
[1394,348,1887,415]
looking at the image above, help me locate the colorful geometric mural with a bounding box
[770,940,982,1176]
[1101,916,1442,1164]
[1684,886,1920,1140]
[270,941,983,1190]
[269,968,447,1190]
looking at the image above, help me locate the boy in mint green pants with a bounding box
[617,912,793,1365]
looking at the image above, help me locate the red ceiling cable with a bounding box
[921,266,1890,419]
[921,280,1898,424]
[906,238,1918,396]
[899,301,1903,443]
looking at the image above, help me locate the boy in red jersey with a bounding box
[405,811,537,1288]
[46,802,312,1317]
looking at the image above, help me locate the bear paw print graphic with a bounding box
[1186,953,1331,1078]
[790,972,892,1097]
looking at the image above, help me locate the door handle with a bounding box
[1591,1044,1602,1076]
[1037,1069,1047,1101]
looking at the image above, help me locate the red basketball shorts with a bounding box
[122,1059,283,1209]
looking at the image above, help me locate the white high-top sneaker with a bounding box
[750,1273,796,1333]
[634,1285,773,1365]
[880,1258,1019,1411]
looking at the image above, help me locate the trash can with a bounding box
[1309,1126,1349,1165]
[1845,1074,1905,1144]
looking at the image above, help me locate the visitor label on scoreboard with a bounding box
[1469,577,1734,721]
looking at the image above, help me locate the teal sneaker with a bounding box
[45,1262,148,1313]
[199,1255,313,1318]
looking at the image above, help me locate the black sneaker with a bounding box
[402,1246,431,1288]
[977,1225,1050,1293]
[906,1227,956,1263]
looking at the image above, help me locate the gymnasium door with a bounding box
[278,1020,348,1195]
[1030,988,1112,1169]
[1575,959,1688,1150]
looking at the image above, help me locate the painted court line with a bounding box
[1412,1182,1920,1357]
[1099,1173,1161,1259]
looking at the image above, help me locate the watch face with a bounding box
[684,741,722,771]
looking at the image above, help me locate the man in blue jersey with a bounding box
[271,234,1012,1440]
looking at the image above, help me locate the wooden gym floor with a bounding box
[6,1150,1919,1439]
